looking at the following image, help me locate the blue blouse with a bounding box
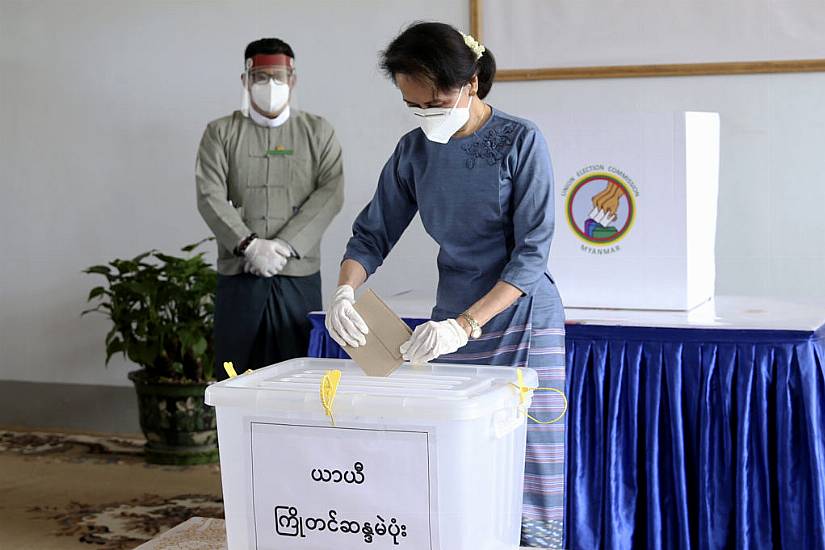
[344,107,556,319]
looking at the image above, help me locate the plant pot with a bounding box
[128,369,218,465]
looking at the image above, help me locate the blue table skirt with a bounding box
[308,313,825,549]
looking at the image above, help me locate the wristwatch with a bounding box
[234,233,258,257]
[460,311,482,339]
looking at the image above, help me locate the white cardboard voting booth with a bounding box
[206,358,537,550]
[540,111,720,311]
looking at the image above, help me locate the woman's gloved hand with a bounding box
[243,238,292,277]
[400,319,469,364]
[325,285,369,348]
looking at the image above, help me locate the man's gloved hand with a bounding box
[325,285,369,348]
[400,319,469,364]
[243,238,292,277]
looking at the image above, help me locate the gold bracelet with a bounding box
[460,312,482,339]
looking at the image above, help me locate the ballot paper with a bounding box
[344,289,413,377]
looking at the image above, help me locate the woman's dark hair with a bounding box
[244,38,295,61]
[380,22,496,99]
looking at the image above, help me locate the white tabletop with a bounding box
[321,292,825,333]
[565,295,825,331]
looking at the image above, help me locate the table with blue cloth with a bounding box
[308,293,825,550]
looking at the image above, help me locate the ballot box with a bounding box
[539,111,720,310]
[205,358,537,550]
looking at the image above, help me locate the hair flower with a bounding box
[461,33,486,60]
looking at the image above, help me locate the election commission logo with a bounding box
[564,169,637,248]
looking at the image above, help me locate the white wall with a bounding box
[1,0,823,387]
[484,0,825,67]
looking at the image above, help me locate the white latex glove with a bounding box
[325,285,369,348]
[243,238,291,277]
[244,261,274,277]
[273,238,296,258]
[400,319,469,364]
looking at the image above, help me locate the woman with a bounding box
[326,22,566,548]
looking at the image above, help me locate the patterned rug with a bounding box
[0,429,223,549]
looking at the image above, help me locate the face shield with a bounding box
[241,53,295,116]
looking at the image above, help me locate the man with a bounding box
[196,38,344,380]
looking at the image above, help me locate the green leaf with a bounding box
[105,338,124,364]
[181,237,214,253]
[192,336,207,356]
[81,305,106,316]
[84,265,111,276]
[177,329,194,351]
[87,286,107,301]
[131,251,153,263]
[109,260,129,274]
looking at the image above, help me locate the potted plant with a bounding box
[83,239,219,465]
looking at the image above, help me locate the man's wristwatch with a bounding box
[459,311,482,339]
[234,233,258,257]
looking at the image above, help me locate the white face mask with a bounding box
[410,85,473,144]
[250,80,290,114]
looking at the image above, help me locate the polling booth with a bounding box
[543,111,720,311]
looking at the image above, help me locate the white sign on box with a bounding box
[537,111,720,311]
[251,422,437,549]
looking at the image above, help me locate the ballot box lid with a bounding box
[205,358,538,421]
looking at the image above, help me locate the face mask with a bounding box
[250,79,290,114]
[410,85,472,144]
